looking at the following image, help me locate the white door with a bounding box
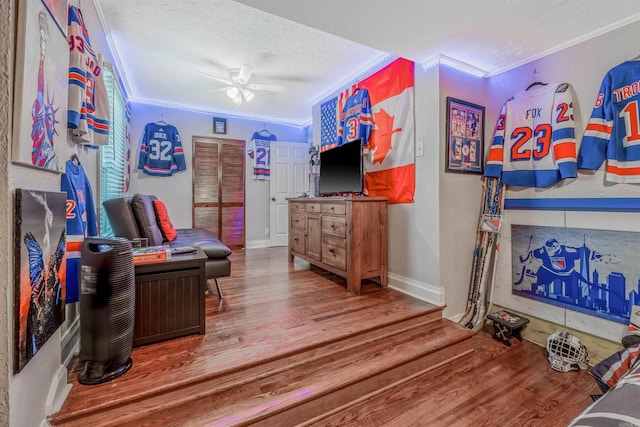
[269,142,309,246]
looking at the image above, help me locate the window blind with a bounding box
[100,67,129,237]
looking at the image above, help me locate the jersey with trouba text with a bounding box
[248,132,277,180]
[338,88,373,147]
[61,160,97,303]
[138,122,186,176]
[67,5,110,148]
[578,61,640,183]
[484,83,577,188]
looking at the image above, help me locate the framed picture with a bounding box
[41,0,68,38]
[445,97,484,174]
[14,189,67,374]
[213,117,227,135]
[12,0,69,173]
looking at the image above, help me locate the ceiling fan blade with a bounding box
[246,83,285,92]
[206,87,229,94]
[194,70,233,85]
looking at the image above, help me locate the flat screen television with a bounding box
[319,139,363,195]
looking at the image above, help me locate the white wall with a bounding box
[486,20,640,342]
[438,66,488,318]
[127,103,307,246]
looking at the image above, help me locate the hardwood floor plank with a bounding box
[50,248,600,427]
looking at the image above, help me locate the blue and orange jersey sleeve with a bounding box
[578,76,613,170]
[551,86,577,179]
[484,103,507,178]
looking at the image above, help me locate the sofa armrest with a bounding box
[173,228,232,259]
[103,196,141,240]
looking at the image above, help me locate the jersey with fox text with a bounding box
[484,83,577,188]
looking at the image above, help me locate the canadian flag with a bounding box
[360,58,415,204]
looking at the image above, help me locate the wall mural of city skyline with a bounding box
[511,224,640,325]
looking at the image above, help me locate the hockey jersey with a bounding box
[67,5,110,147]
[60,159,97,303]
[338,88,373,147]
[247,131,277,180]
[484,83,577,188]
[578,61,640,183]
[138,122,186,176]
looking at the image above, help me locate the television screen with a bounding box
[319,140,363,195]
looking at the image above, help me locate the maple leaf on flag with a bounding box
[370,108,402,164]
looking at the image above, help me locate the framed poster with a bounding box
[12,0,69,173]
[14,189,66,374]
[213,117,227,135]
[445,97,484,174]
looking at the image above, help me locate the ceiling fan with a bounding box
[197,64,285,104]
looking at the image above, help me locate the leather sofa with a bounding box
[102,194,231,297]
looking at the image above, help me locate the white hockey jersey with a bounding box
[138,122,186,176]
[248,131,277,180]
[67,5,110,147]
[484,83,578,188]
[578,61,640,183]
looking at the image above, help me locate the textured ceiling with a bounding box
[96,0,640,125]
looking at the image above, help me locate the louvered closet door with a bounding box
[192,137,245,249]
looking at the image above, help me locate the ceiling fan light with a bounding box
[240,87,255,102]
[226,86,239,99]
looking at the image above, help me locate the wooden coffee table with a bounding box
[133,248,207,347]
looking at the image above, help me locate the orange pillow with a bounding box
[152,199,178,242]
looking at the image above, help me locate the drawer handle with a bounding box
[294,237,298,242]
[330,207,335,211]
[330,224,336,229]
[328,247,335,254]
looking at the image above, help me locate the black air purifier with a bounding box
[78,237,135,385]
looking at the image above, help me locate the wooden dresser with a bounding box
[288,197,388,294]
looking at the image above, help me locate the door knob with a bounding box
[271,197,276,201]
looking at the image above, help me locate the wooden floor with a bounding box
[50,247,599,426]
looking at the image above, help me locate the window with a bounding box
[100,66,130,237]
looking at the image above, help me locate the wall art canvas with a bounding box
[41,0,68,37]
[12,0,69,173]
[14,189,66,374]
[511,224,640,324]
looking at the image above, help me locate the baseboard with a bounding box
[45,365,72,416]
[388,272,444,307]
[246,239,269,249]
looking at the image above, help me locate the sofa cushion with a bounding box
[130,194,164,246]
[152,199,178,242]
[173,228,232,258]
[103,196,141,240]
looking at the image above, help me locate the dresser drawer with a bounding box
[290,229,305,254]
[290,201,306,212]
[290,212,306,229]
[321,215,346,238]
[306,203,322,214]
[322,202,346,215]
[322,236,346,270]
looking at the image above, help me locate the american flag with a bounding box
[320,97,338,151]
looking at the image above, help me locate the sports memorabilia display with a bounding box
[338,88,373,147]
[137,122,186,176]
[67,5,110,147]
[484,83,577,188]
[247,129,277,180]
[60,158,97,303]
[579,60,640,183]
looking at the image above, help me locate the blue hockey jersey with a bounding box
[247,131,277,180]
[60,159,97,303]
[338,88,373,147]
[485,83,577,188]
[578,61,640,183]
[138,122,186,176]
